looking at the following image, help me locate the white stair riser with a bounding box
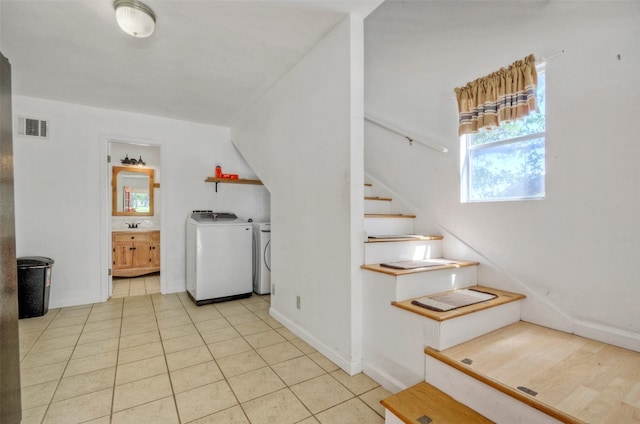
[425,356,564,424]
[365,199,392,214]
[362,269,522,392]
[384,410,405,424]
[393,266,478,301]
[364,239,443,265]
[364,185,373,197]
[365,217,414,236]
[362,272,430,392]
[425,301,521,351]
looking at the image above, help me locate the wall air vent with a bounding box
[17,116,48,139]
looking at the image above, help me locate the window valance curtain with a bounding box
[454,54,538,136]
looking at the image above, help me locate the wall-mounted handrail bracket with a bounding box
[365,114,448,153]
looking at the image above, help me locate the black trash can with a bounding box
[17,256,54,319]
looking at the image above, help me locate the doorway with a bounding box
[108,140,162,298]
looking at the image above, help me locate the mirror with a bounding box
[112,166,154,216]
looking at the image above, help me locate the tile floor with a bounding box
[18,292,391,423]
[112,273,161,298]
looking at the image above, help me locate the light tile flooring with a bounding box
[18,292,390,424]
[112,273,161,298]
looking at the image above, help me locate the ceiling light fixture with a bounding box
[114,0,156,38]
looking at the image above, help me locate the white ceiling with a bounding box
[0,0,382,127]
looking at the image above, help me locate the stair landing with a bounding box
[426,321,640,424]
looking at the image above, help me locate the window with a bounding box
[461,68,545,202]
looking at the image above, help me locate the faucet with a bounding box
[126,222,139,229]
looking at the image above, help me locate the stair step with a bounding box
[392,286,525,322]
[424,321,640,423]
[366,235,443,243]
[365,213,416,218]
[382,382,491,424]
[361,259,478,277]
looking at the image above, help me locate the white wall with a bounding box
[364,1,640,349]
[13,95,269,308]
[232,16,365,373]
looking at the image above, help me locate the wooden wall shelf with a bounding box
[205,177,263,192]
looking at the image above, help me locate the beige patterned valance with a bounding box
[454,54,538,136]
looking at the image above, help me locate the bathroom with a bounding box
[110,141,161,298]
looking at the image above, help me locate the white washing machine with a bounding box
[186,211,252,305]
[252,222,271,294]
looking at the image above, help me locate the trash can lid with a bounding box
[17,256,54,268]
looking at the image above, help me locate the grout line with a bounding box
[20,293,387,423]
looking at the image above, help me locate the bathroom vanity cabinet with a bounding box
[112,230,160,277]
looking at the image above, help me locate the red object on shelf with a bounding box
[221,173,238,179]
[215,165,222,178]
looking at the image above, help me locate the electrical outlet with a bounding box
[272,284,275,295]
[296,296,300,309]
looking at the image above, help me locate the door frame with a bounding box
[99,135,164,301]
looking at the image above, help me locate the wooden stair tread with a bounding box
[365,213,416,219]
[361,259,478,276]
[392,286,525,322]
[426,321,640,424]
[365,196,392,201]
[381,382,492,424]
[366,235,444,243]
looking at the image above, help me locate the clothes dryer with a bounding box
[251,222,271,294]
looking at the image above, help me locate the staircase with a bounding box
[361,182,526,392]
[362,183,640,423]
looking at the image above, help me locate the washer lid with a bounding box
[190,211,239,222]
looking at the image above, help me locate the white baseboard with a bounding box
[49,295,101,309]
[361,361,408,394]
[572,319,640,353]
[269,307,361,375]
